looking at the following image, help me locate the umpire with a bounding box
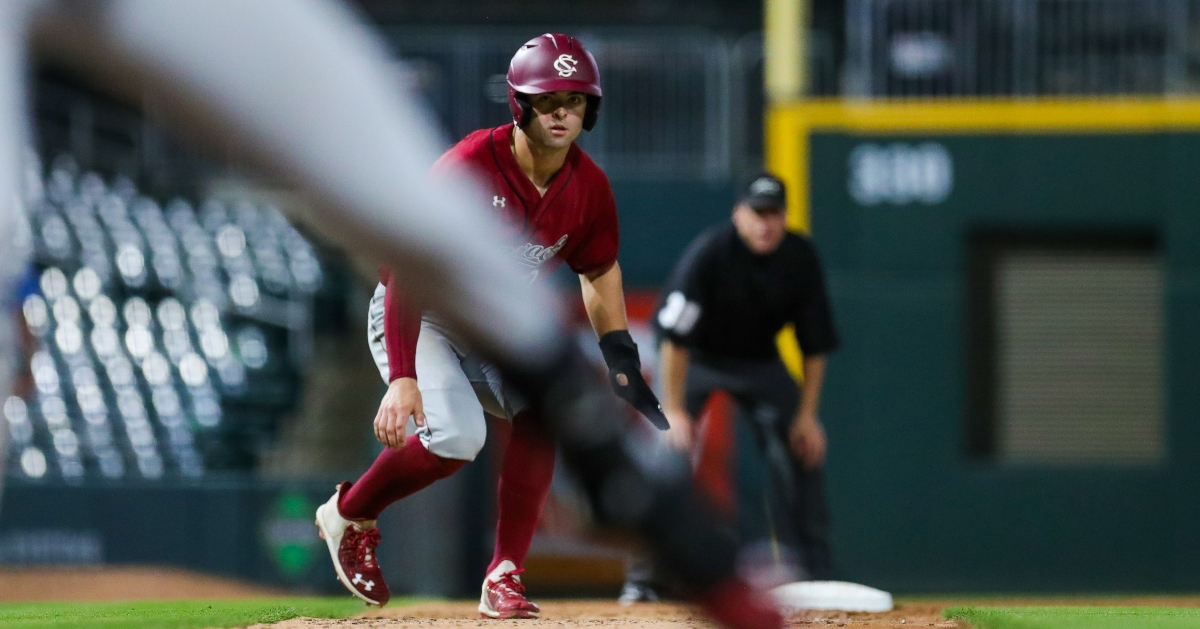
[655,172,839,583]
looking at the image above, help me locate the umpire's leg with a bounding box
[621,362,724,595]
[745,363,835,581]
[786,458,834,579]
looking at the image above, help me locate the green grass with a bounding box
[0,597,370,629]
[948,606,1200,629]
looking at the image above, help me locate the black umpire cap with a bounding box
[740,172,787,212]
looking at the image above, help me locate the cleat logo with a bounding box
[553,54,578,77]
[352,573,375,591]
[493,196,506,208]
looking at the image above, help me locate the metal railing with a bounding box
[41,9,1200,187]
[846,0,1195,98]
[383,28,784,181]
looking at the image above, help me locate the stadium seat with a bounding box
[7,155,323,482]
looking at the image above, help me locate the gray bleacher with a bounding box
[6,155,322,482]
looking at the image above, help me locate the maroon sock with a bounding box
[488,412,556,574]
[339,434,467,520]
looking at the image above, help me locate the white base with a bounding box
[771,580,894,613]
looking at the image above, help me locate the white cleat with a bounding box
[479,560,540,619]
[315,482,390,606]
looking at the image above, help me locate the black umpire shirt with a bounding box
[653,223,839,362]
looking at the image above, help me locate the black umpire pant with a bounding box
[685,353,834,580]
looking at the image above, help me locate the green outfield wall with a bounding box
[767,100,1200,592]
[611,180,737,287]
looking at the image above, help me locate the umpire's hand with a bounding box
[663,407,695,451]
[375,377,426,449]
[789,411,827,469]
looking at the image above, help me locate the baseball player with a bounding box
[622,172,839,602]
[314,33,668,618]
[0,4,783,628]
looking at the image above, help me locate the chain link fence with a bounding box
[845,0,1197,97]
[47,11,1200,186]
[384,28,780,181]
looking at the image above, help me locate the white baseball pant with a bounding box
[367,283,527,460]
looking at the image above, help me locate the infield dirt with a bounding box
[249,596,1200,628]
[248,599,955,628]
[0,566,285,601]
[5,567,1200,628]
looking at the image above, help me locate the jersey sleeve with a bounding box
[378,266,422,382]
[653,230,714,346]
[791,240,840,356]
[565,175,619,275]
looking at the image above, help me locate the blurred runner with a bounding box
[317,34,666,617]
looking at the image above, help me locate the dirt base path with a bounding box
[250,596,1200,629]
[0,566,286,601]
[250,600,956,628]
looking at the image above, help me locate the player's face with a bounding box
[525,91,586,149]
[732,203,788,255]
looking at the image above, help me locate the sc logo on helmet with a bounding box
[553,54,578,77]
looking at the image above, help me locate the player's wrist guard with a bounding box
[598,330,669,430]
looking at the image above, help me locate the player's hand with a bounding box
[663,407,695,451]
[374,377,425,449]
[789,412,826,469]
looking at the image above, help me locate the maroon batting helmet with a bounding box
[507,33,603,131]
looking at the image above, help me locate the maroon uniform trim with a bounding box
[377,266,421,382]
[383,124,620,379]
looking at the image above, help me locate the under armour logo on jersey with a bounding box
[493,196,506,207]
[352,573,375,591]
[554,54,578,77]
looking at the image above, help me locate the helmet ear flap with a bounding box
[516,93,534,128]
[582,95,601,131]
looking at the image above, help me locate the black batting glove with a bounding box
[598,330,670,430]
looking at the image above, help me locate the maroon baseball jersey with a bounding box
[378,123,620,380]
[435,123,619,278]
